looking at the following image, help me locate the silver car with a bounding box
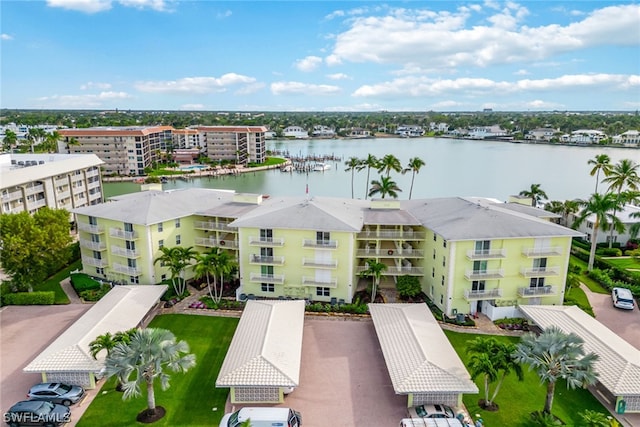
[407,404,455,419]
[27,383,85,406]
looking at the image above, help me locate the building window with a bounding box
[533,258,547,270]
[260,228,273,242]
[175,219,181,228]
[473,260,487,273]
[433,249,436,259]
[443,240,447,248]
[475,240,490,255]
[158,223,163,232]
[158,239,164,249]
[472,280,485,292]
[161,274,167,281]
[440,294,443,304]
[441,275,445,286]
[124,223,133,232]
[430,285,434,295]
[130,276,139,284]
[432,267,435,278]
[316,287,330,297]
[96,267,104,275]
[261,283,275,292]
[261,265,274,277]
[176,235,181,245]
[442,256,446,267]
[316,231,330,245]
[93,251,102,260]
[530,277,545,288]
[88,216,97,226]
[433,233,437,241]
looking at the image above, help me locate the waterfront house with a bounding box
[282,126,309,139]
[612,130,640,147]
[525,127,558,142]
[560,129,606,144]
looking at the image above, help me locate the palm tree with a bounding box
[2,129,17,152]
[573,193,624,271]
[104,328,196,419]
[602,159,640,247]
[587,154,612,194]
[361,154,378,199]
[193,249,219,302]
[89,332,119,359]
[26,127,46,153]
[466,337,523,410]
[344,156,362,199]
[519,183,548,207]
[214,249,237,302]
[359,258,387,302]
[402,157,425,200]
[544,199,580,227]
[154,246,197,296]
[369,175,402,199]
[377,154,402,177]
[40,130,61,153]
[513,326,598,415]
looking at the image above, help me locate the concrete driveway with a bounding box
[271,316,408,427]
[0,305,91,416]
[582,285,640,350]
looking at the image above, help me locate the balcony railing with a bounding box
[193,220,233,231]
[109,228,138,240]
[77,223,105,233]
[30,199,47,209]
[112,263,142,276]
[194,237,238,249]
[355,265,424,275]
[466,249,506,260]
[302,239,338,249]
[1,191,21,201]
[464,269,504,280]
[249,273,285,284]
[355,248,425,257]
[249,236,285,247]
[464,288,503,300]
[79,239,106,250]
[250,254,285,265]
[521,247,563,257]
[302,276,338,287]
[518,285,558,297]
[357,230,426,239]
[302,258,338,268]
[520,266,560,277]
[81,256,108,267]
[111,246,141,258]
[57,190,71,199]
[24,184,44,196]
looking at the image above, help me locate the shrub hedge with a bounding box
[70,273,101,293]
[3,291,55,305]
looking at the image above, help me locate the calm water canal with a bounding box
[104,137,638,202]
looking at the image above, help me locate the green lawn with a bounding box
[32,259,83,304]
[604,256,640,270]
[444,330,608,426]
[569,256,610,294]
[564,285,595,316]
[77,314,239,427]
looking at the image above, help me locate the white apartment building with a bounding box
[196,126,267,165]
[59,126,174,175]
[0,153,104,216]
[172,128,202,149]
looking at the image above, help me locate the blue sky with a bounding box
[1,1,639,112]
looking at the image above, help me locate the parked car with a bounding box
[407,404,455,419]
[27,383,85,406]
[612,287,635,310]
[3,400,70,427]
[219,407,301,427]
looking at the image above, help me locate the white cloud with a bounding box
[327,4,640,70]
[1,34,14,41]
[47,0,112,13]
[217,10,232,19]
[295,56,323,72]
[80,82,112,90]
[326,73,350,80]
[514,69,529,76]
[352,73,638,99]
[180,104,205,110]
[134,73,258,94]
[271,81,341,96]
[118,0,173,12]
[36,91,132,107]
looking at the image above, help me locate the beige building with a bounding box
[0,153,104,216]
[196,125,267,165]
[59,126,174,175]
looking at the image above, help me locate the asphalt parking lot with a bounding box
[583,285,640,350]
[0,305,91,422]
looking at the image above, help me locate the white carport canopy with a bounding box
[24,285,168,375]
[519,305,640,402]
[368,303,478,395]
[216,300,305,388]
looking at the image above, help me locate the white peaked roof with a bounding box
[368,303,478,394]
[216,300,305,388]
[24,285,167,373]
[519,305,640,396]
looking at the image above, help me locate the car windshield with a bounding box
[33,401,54,415]
[56,384,72,392]
[415,406,427,417]
[619,298,634,304]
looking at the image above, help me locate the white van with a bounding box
[219,407,302,427]
[400,418,469,427]
[612,287,635,310]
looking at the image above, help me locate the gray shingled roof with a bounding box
[230,196,367,232]
[1,154,104,188]
[24,285,167,373]
[368,303,478,394]
[72,188,239,225]
[215,300,305,388]
[519,305,640,396]
[363,208,422,226]
[403,197,583,241]
[490,202,561,219]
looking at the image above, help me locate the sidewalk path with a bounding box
[60,277,82,304]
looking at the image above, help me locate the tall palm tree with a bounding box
[26,127,46,153]
[40,130,61,153]
[361,154,378,199]
[369,175,402,199]
[377,154,402,177]
[587,154,612,194]
[513,326,598,415]
[573,193,624,271]
[519,183,548,207]
[466,337,523,409]
[602,159,640,247]
[359,258,387,302]
[544,199,580,227]
[402,157,425,200]
[193,249,219,302]
[2,129,17,152]
[104,328,196,419]
[344,156,362,199]
[154,246,197,296]
[214,249,237,302]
